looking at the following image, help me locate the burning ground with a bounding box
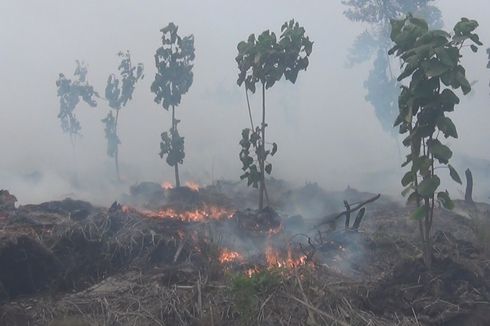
[0,183,490,325]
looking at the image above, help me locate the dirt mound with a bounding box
[366,232,490,325]
[0,233,61,299]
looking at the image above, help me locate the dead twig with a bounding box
[317,194,381,228]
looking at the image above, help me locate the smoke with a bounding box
[1,0,489,205]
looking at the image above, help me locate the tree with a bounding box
[151,23,195,187]
[55,61,98,143]
[343,0,442,133]
[103,51,144,180]
[389,15,481,269]
[236,19,313,210]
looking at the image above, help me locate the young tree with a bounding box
[236,19,313,210]
[56,61,98,143]
[389,15,481,269]
[151,23,195,187]
[103,51,144,180]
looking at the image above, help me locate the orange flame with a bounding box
[185,181,200,191]
[219,249,244,264]
[141,204,234,222]
[161,181,173,190]
[265,245,307,269]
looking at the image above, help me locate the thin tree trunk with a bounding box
[245,88,254,130]
[423,197,433,270]
[172,105,181,187]
[114,110,121,181]
[259,83,266,210]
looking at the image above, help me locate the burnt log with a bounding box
[465,168,474,203]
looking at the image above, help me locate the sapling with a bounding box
[103,51,144,180]
[151,23,195,187]
[236,20,313,210]
[56,61,98,143]
[389,15,481,269]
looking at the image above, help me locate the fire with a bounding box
[161,181,173,190]
[219,249,244,264]
[265,245,307,269]
[160,181,200,191]
[185,181,200,191]
[142,204,234,222]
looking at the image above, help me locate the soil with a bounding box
[0,183,489,325]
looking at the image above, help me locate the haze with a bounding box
[1,0,489,205]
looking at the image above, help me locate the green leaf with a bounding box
[455,66,472,94]
[435,47,459,67]
[423,58,450,78]
[439,89,460,110]
[412,156,432,177]
[265,163,272,174]
[271,143,277,156]
[448,164,462,184]
[427,139,452,164]
[437,191,454,209]
[417,175,440,197]
[411,205,427,220]
[437,116,458,138]
[401,171,414,187]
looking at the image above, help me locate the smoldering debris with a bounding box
[0,181,489,325]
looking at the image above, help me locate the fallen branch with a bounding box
[317,194,381,228]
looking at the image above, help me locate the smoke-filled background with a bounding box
[1,0,489,205]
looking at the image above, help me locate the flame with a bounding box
[161,181,173,190]
[219,249,244,264]
[142,204,234,222]
[185,181,200,191]
[265,245,307,269]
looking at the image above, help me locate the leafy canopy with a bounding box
[151,23,195,110]
[102,51,144,158]
[101,111,120,158]
[105,51,144,110]
[239,128,277,188]
[55,61,98,136]
[343,0,442,133]
[343,0,442,25]
[390,15,481,210]
[236,19,313,93]
[159,124,185,167]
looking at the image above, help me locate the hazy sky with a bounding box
[1,1,489,204]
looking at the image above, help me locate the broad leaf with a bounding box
[427,139,452,164]
[437,116,458,138]
[448,164,462,184]
[417,175,440,197]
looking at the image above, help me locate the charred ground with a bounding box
[0,182,489,326]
